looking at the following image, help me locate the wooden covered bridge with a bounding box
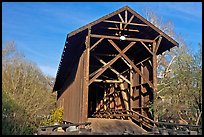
[52,6,180,134]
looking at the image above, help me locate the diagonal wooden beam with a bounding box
[108,39,122,53]
[108,40,154,88]
[124,15,134,29]
[89,64,103,78]
[89,55,120,85]
[136,56,152,66]
[89,41,136,85]
[140,41,153,55]
[155,36,163,54]
[90,38,104,51]
[121,56,131,68]
[148,59,152,67]
[126,7,179,47]
[128,15,135,23]
[154,34,162,41]
[122,54,154,89]
[94,55,131,84]
[118,13,124,23]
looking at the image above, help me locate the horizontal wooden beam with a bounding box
[90,34,154,43]
[106,27,139,32]
[93,53,117,57]
[94,79,123,83]
[127,29,140,32]
[104,20,148,27]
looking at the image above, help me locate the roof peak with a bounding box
[118,5,132,11]
[68,5,134,38]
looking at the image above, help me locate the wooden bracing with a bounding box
[85,9,163,129]
[54,6,178,130]
[89,41,136,85]
[93,55,131,84]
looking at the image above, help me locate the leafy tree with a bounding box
[156,44,202,125]
[2,41,57,134]
[2,91,32,135]
[144,9,202,125]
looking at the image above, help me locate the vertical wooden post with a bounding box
[129,67,133,111]
[140,64,144,116]
[152,41,158,124]
[125,10,128,23]
[107,86,110,111]
[104,84,107,111]
[138,64,144,127]
[81,28,91,123]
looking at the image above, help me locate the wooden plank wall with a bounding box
[57,52,85,123]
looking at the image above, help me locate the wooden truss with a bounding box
[54,6,179,130]
[81,9,163,125]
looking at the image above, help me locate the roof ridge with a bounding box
[68,5,131,38]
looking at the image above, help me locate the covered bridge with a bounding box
[53,6,178,130]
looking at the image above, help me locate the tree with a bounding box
[143,9,202,125]
[156,44,202,125]
[2,41,57,134]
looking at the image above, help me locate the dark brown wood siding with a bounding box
[57,52,85,123]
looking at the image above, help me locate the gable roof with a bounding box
[68,6,178,46]
[53,6,179,92]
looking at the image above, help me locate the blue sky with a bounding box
[2,2,202,77]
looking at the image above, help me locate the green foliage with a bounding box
[2,42,57,134]
[41,107,64,126]
[144,9,202,125]
[2,91,32,135]
[156,44,202,125]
